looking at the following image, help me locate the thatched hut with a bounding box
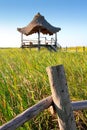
[17,13,61,50]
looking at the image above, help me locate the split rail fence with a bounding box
[0,65,87,130]
[60,46,87,52]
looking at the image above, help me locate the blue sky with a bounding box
[0,0,87,47]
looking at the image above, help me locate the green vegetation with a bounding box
[0,48,87,130]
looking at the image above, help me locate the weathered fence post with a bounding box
[46,65,76,130]
[83,46,85,52]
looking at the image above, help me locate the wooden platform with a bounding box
[21,44,57,51]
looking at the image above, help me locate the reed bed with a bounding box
[0,48,87,130]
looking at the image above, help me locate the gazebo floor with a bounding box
[21,44,57,51]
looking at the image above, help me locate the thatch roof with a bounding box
[17,13,61,35]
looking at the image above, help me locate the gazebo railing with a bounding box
[22,37,56,45]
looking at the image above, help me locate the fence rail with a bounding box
[60,46,87,52]
[0,65,87,130]
[0,97,87,130]
[0,96,52,130]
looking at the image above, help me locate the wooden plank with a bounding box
[46,65,76,130]
[0,96,52,130]
[21,44,57,51]
[72,100,87,111]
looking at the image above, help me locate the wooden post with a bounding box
[38,28,40,51]
[83,46,85,52]
[21,33,23,47]
[55,33,57,46]
[45,37,46,44]
[66,46,67,52]
[46,65,76,130]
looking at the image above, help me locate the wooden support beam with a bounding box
[55,33,57,46]
[38,29,40,50]
[46,65,76,130]
[21,33,23,47]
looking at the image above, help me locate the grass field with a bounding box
[0,48,87,130]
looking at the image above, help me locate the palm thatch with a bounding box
[17,13,61,35]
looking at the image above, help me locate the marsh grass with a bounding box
[0,48,87,129]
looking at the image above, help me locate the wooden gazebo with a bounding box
[17,13,61,51]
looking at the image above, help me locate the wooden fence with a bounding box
[0,65,87,130]
[59,46,87,52]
